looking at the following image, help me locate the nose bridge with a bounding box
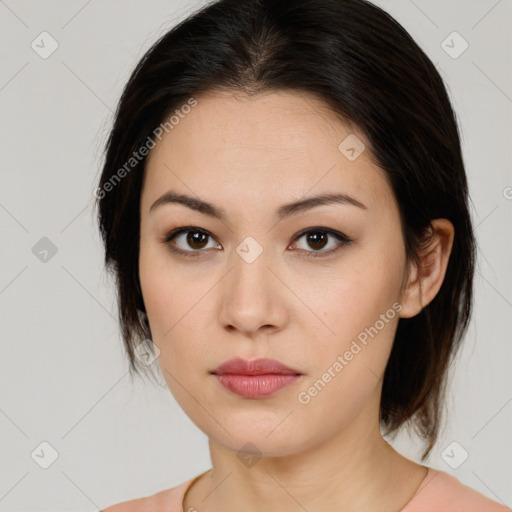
[231,234,273,306]
[220,234,284,333]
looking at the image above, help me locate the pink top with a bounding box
[103,467,510,511]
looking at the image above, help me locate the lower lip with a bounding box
[213,374,301,399]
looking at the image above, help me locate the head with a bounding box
[95,0,475,461]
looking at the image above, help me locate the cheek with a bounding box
[294,285,400,432]
[139,241,194,332]
[303,254,403,334]
[139,243,214,379]
[293,246,404,386]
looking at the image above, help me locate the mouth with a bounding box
[211,357,303,399]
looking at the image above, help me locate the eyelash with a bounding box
[162,226,353,259]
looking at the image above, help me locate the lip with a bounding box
[211,358,302,399]
[212,357,301,376]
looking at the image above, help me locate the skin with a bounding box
[104,89,454,511]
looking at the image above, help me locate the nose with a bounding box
[218,242,288,337]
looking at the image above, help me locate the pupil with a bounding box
[308,231,327,250]
[188,231,208,249]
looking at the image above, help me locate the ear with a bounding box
[399,219,455,319]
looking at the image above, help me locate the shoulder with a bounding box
[404,467,510,512]
[101,477,195,512]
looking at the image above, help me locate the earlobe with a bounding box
[399,219,455,319]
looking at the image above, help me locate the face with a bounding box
[139,89,409,457]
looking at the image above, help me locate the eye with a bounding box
[289,227,353,258]
[162,226,353,259]
[163,226,220,257]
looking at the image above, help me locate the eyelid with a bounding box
[287,226,353,258]
[162,226,220,258]
[162,226,353,258]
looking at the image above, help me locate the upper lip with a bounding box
[212,357,301,376]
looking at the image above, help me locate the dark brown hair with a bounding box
[95,0,476,461]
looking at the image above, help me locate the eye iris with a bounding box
[307,231,328,250]
[187,231,208,249]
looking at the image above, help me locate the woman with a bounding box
[97,0,509,510]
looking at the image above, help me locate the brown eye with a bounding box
[305,231,329,251]
[163,226,352,260]
[185,231,209,250]
[291,227,353,258]
[163,227,220,257]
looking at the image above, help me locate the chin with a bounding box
[204,419,318,459]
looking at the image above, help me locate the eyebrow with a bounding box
[149,190,367,221]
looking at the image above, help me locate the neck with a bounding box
[184,395,427,512]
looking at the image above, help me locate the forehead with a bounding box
[141,89,395,217]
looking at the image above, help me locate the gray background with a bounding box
[0,0,511,510]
